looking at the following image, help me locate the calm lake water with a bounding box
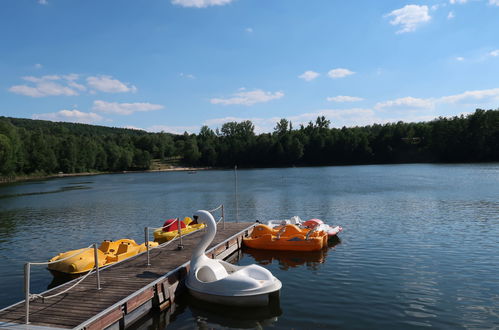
[1,164,498,329]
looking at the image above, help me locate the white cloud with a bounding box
[123,125,145,131]
[455,56,465,61]
[245,27,253,33]
[148,125,199,134]
[328,68,355,79]
[298,71,320,81]
[490,0,499,5]
[38,0,48,4]
[210,89,284,106]
[449,0,468,4]
[34,63,43,69]
[171,0,233,8]
[9,75,80,97]
[439,87,499,104]
[386,5,431,34]
[86,75,137,93]
[490,49,499,57]
[32,110,104,124]
[179,72,196,79]
[92,100,164,115]
[374,96,435,111]
[327,95,364,102]
[447,11,455,19]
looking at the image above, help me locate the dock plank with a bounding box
[0,222,254,329]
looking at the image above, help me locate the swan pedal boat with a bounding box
[153,217,206,243]
[186,210,282,307]
[244,223,328,251]
[48,239,158,275]
[267,216,343,238]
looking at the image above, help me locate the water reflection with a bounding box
[0,184,91,200]
[189,294,281,329]
[243,237,341,271]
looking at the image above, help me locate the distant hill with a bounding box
[1,109,499,180]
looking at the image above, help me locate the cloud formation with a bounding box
[92,100,164,115]
[386,5,431,33]
[9,75,81,97]
[439,87,499,104]
[32,110,103,124]
[210,89,284,106]
[375,96,434,111]
[171,0,233,8]
[490,50,499,57]
[87,76,137,93]
[147,125,200,134]
[298,71,320,81]
[327,95,364,102]
[328,68,355,78]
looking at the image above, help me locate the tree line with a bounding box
[1,108,498,178]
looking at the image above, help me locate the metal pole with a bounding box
[222,204,225,229]
[234,165,239,223]
[24,263,30,325]
[145,227,150,266]
[177,218,184,250]
[93,244,101,290]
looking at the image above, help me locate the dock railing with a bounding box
[23,243,101,325]
[144,205,225,266]
[24,204,226,324]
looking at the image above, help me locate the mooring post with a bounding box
[24,262,30,324]
[93,244,101,290]
[145,227,151,266]
[222,204,225,229]
[177,217,184,250]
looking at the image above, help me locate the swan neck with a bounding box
[192,224,216,260]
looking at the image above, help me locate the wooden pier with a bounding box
[0,222,255,329]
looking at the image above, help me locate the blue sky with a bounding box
[1,0,499,134]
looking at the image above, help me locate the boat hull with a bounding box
[188,288,280,307]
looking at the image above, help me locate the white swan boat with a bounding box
[186,210,282,306]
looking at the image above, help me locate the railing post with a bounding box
[177,217,184,250]
[222,205,225,229]
[145,227,151,266]
[24,262,30,325]
[93,244,101,290]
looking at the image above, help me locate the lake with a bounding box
[1,164,498,329]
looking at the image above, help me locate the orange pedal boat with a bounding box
[243,223,328,252]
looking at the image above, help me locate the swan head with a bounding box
[193,210,216,227]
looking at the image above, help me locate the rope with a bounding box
[29,244,94,266]
[208,205,222,213]
[29,263,96,302]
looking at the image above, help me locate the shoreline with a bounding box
[0,166,214,184]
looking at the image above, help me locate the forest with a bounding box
[1,108,499,180]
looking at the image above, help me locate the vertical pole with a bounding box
[177,218,183,250]
[24,263,30,325]
[93,244,101,290]
[222,204,225,229]
[234,165,239,223]
[145,227,150,266]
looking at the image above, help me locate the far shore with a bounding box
[0,166,214,184]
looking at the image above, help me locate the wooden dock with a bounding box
[0,222,255,329]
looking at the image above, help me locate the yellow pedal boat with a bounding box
[48,239,158,275]
[243,224,328,252]
[153,217,206,243]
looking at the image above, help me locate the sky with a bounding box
[1,0,499,134]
